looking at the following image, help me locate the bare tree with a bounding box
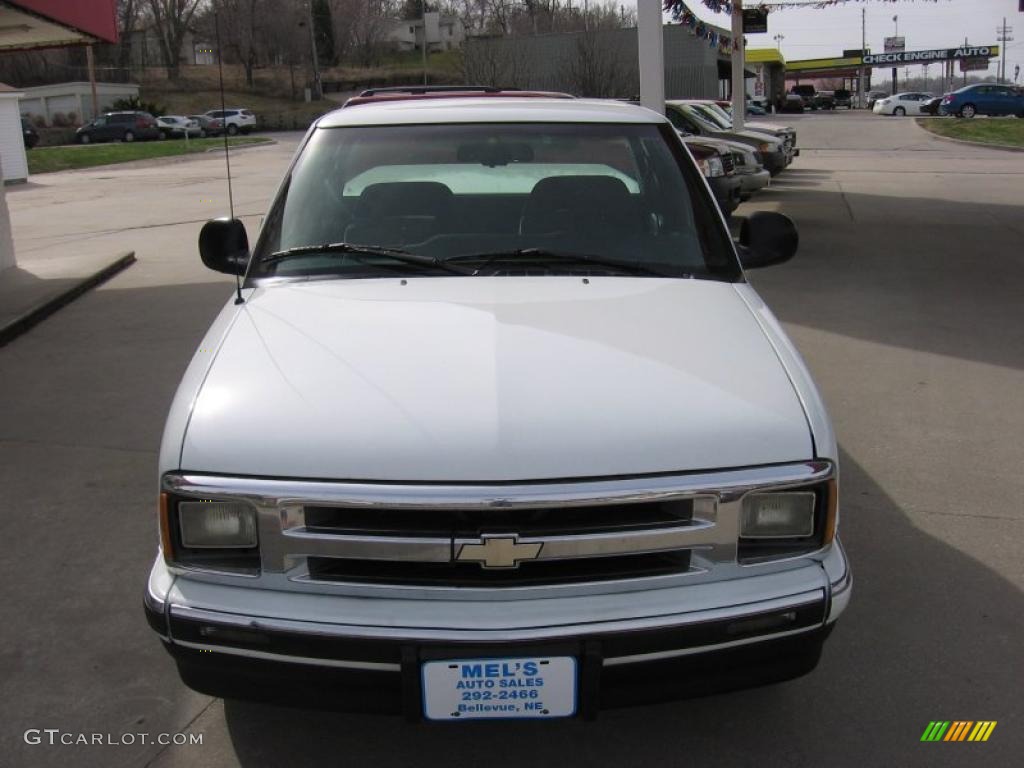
[330,0,396,67]
[464,36,532,88]
[117,0,142,70]
[563,29,630,97]
[146,0,204,79]
[212,0,262,86]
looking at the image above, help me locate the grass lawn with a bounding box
[27,137,270,175]
[916,118,1024,148]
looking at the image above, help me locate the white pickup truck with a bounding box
[144,90,851,721]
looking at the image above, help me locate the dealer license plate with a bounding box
[421,656,577,721]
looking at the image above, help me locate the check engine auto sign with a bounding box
[863,47,995,65]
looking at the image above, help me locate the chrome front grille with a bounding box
[287,497,715,587]
[163,462,834,596]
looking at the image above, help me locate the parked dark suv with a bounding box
[75,111,160,144]
[812,91,836,110]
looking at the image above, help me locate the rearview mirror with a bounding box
[199,217,250,276]
[737,212,798,269]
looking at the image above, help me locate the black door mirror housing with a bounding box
[199,217,250,276]
[737,211,799,270]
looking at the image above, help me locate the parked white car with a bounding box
[872,92,933,116]
[155,115,200,139]
[203,107,256,135]
[145,93,850,720]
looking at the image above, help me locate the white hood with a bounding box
[177,277,813,482]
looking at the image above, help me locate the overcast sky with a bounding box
[669,0,1022,84]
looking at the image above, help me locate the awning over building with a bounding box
[0,0,118,51]
[746,49,786,66]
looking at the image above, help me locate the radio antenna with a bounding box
[214,7,243,305]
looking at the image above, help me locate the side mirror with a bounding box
[737,211,798,269]
[199,217,250,276]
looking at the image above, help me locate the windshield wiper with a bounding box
[447,249,671,277]
[263,242,473,275]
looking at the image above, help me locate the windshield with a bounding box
[250,122,739,281]
[692,104,733,129]
[678,106,723,135]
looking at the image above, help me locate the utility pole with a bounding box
[858,7,865,108]
[86,44,99,120]
[963,37,968,87]
[306,0,321,100]
[996,18,1013,83]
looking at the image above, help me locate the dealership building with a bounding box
[464,22,751,100]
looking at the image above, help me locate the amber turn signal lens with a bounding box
[822,478,838,546]
[159,492,174,564]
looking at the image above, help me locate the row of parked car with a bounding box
[71,108,256,144]
[660,99,799,220]
[872,83,1024,118]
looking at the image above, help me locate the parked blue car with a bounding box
[939,84,1024,118]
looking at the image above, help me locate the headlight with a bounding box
[179,501,257,548]
[738,479,837,563]
[161,493,260,574]
[698,157,725,178]
[741,492,816,538]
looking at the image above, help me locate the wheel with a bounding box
[79,133,91,145]
[960,104,977,118]
[158,130,168,140]
[123,130,136,142]
[227,124,239,136]
[893,107,906,117]
[199,129,207,138]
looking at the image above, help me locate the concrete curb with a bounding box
[914,120,1024,153]
[0,251,136,348]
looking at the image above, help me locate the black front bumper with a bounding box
[148,595,833,719]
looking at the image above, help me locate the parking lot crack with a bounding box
[836,180,856,222]
[141,697,218,768]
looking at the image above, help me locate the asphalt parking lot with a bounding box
[1,111,1022,768]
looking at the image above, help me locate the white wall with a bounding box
[0,93,28,184]
[18,82,139,124]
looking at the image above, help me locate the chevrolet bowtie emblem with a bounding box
[456,534,543,569]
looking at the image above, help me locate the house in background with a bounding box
[18,81,140,124]
[387,12,466,53]
[0,0,119,269]
[0,83,27,184]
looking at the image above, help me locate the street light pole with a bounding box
[731,0,745,132]
[774,33,784,52]
[891,14,898,96]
